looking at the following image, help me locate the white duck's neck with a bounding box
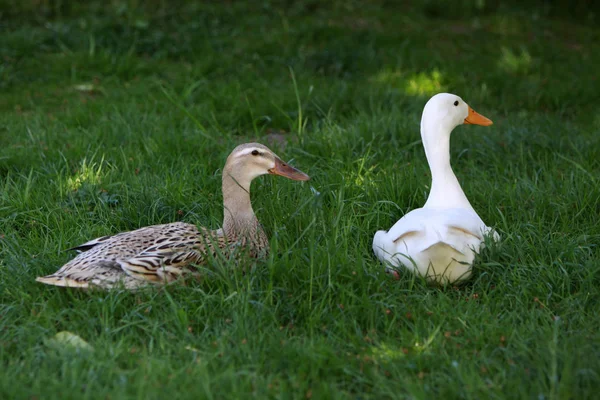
[421,120,474,211]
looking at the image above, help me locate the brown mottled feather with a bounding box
[36,221,267,289]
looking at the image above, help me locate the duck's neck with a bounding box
[421,121,474,211]
[221,169,262,239]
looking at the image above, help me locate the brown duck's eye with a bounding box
[251,150,260,156]
[454,101,459,106]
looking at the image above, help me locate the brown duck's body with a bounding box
[36,143,308,289]
[36,222,267,289]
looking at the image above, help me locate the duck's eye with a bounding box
[251,150,260,156]
[453,101,459,106]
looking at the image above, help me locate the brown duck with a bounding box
[36,143,310,289]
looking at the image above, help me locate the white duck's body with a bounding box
[373,93,499,285]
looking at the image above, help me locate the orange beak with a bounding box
[268,158,310,181]
[464,106,493,126]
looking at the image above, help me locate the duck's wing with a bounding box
[385,208,486,241]
[116,227,229,283]
[373,209,428,265]
[383,208,430,244]
[436,208,501,244]
[36,222,214,289]
[437,208,487,239]
[66,234,115,253]
[378,208,494,254]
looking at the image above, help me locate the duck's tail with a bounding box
[372,230,395,265]
[36,275,90,288]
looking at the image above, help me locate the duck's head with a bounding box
[224,143,310,186]
[421,93,493,133]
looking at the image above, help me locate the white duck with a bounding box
[373,93,499,285]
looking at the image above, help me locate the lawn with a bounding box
[1,1,599,398]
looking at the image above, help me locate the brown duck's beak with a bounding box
[464,106,493,126]
[268,158,310,181]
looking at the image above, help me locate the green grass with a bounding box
[1,1,600,398]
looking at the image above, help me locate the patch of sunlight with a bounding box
[371,343,407,363]
[371,328,441,363]
[371,68,403,86]
[371,68,446,96]
[345,155,377,189]
[405,70,445,96]
[67,157,106,191]
[498,47,532,74]
[413,326,441,353]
